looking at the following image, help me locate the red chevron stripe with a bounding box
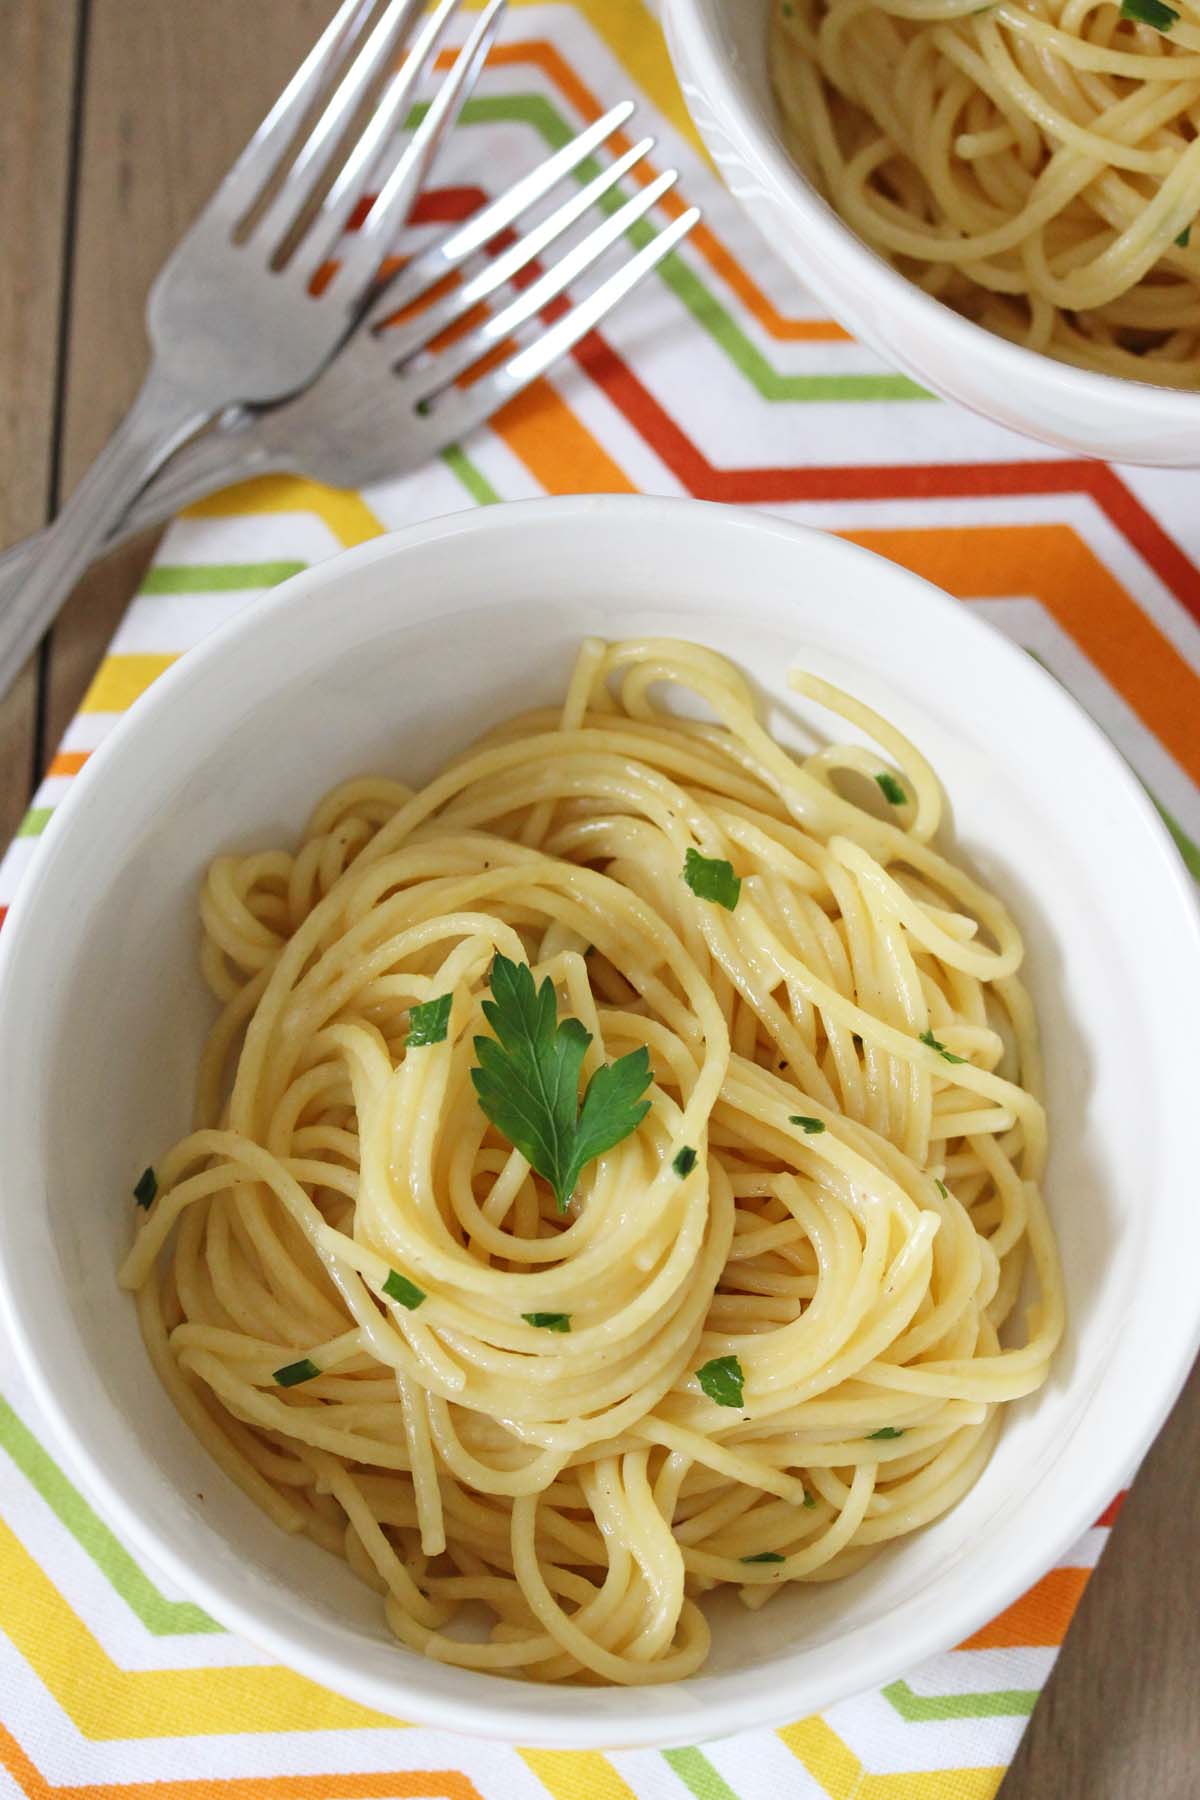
[569,333,1200,629]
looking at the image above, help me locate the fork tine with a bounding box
[373,132,654,364]
[399,168,680,394]
[249,0,429,257]
[332,0,506,296]
[420,205,699,443]
[218,0,378,219]
[373,99,637,320]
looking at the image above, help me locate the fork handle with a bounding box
[0,412,277,592]
[0,364,211,704]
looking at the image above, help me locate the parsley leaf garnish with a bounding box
[741,1550,785,1562]
[673,1145,697,1177]
[1121,0,1178,28]
[383,1270,425,1310]
[408,993,453,1047]
[522,1312,571,1332]
[868,1426,905,1440]
[470,954,652,1213]
[790,1114,825,1134]
[920,1027,966,1064]
[273,1358,320,1387]
[133,1167,157,1210]
[696,1354,744,1408]
[683,847,741,912]
[875,771,906,806]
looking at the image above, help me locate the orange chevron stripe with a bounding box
[46,752,90,778]
[959,1566,1091,1650]
[0,1725,482,1800]
[839,525,1200,787]
[454,40,848,343]
[492,377,635,491]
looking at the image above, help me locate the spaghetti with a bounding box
[120,638,1063,1685]
[770,0,1200,384]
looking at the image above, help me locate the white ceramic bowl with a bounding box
[664,0,1200,465]
[1,495,1198,1748]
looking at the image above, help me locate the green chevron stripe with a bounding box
[883,1677,1038,1721]
[441,445,501,505]
[0,1394,221,1635]
[1152,796,1200,881]
[140,561,306,594]
[411,95,927,404]
[662,1747,742,1800]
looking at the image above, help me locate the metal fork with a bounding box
[0,0,505,704]
[0,107,699,576]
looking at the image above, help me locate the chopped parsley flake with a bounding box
[875,771,907,806]
[803,1490,817,1508]
[522,1312,571,1332]
[868,1426,905,1440]
[133,1167,157,1210]
[790,1114,825,1135]
[682,847,741,912]
[920,1028,966,1064]
[407,993,453,1046]
[273,1358,321,1387]
[673,1145,698,1177]
[696,1354,745,1408]
[935,1179,949,1199]
[1120,0,1178,29]
[383,1269,426,1310]
[1177,225,1192,248]
[741,1550,785,1563]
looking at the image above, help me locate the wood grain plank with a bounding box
[41,0,338,757]
[0,0,79,846]
[1000,1359,1200,1798]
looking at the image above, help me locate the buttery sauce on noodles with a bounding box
[121,638,1063,1685]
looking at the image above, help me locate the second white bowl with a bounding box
[664,0,1200,465]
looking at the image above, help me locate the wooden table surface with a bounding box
[2,4,1197,1793]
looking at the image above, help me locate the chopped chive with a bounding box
[408,992,453,1047]
[789,1114,825,1135]
[682,847,741,912]
[383,1269,426,1310]
[920,1027,966,1064]
[868,1426,905,1440]
[273,1358,321,1387]
[522,1311,571,1332]
[1120,0,1178,28]
[935,1178,949,1199]
[673,1145,698,1178]
[741,1550,786,1563]
[133,1167,157,1210]
[696,1354,744,1408]
[1177,225,1192,248]
[875,771,907,806]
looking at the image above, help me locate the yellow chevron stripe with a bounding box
[779,1718,1004,1800]
[0,1518,400,1738]
[520,1750,638,1800]
[183,475,385,549]
[79,654,179,714]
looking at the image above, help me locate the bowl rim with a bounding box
[664,0,1200,425]
[1,492,1199,1747]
